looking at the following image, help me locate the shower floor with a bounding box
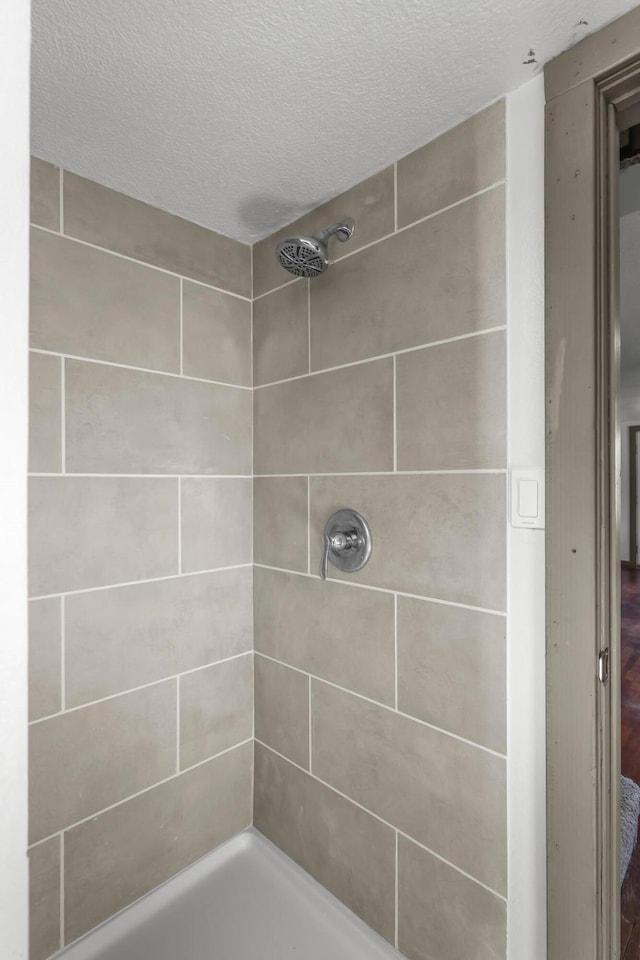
[58,828,400,960]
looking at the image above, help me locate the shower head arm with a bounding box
[316,218,355,245]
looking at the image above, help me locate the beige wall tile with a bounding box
[65,360,252,476]
[29,598,61,722]
[254,359,393,475]
[254,744,395,942]
[396,331,506,470]
[396,100,505,228]
[254,567,395,705]
[63,173,251,296]
[310,187,505,370]
[253,280,308,385]
[65,568,252,707]
[30,229,180,372]
[398,597,506,753]
[254,477,308,571]
[29,836,60,960]
[182,281,251,386]
[311,681,507,894]
[29,477,178,596]
[29,352,61,473]
[29,681,177,843]
[30,158,59,231]
[311,474,506,610]
[64,743,252,942]
[253,167,395,297]
[398,835,506,960]
[179,655,253,768]
[181,478,252,572]
[255,656,309,767]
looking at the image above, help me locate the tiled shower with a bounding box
[29,98,508,960]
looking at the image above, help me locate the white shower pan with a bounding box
[58,828,400,960]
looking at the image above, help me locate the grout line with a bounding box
[177,477,182,574]
[393,162,398,232]
[60,357,65,473]
[394,593,398,711]
[59,167,64,234]
[255,740,507,903]
[395,830,399,950]
[252,325,507,389]
[29,651,254,725]
[29,472,253,479]
[28,562,253,602]
[31,739,254,848]
[308,674,313,772]
[307,279,311,374]
[179,277,184,375]
[253,651,506,759]
[29,347,253,391]
[332,180,505,265]
[29,468,505,479]
[251,180,504,300]
[30,224,252,302]
[60,596,66,712]
[307,476,311,574]
[253,564,507,616]
[176,677,181,773]
[392,354,397,472]
[252,274,302,302]
[60,832,65,947]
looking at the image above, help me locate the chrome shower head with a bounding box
[275,218,355,278]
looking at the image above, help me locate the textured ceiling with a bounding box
[32,0,640,244]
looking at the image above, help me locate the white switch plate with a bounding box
[510,469,545,529]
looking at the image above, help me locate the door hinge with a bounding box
[598,648,610,684]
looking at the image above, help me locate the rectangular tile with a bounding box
[397,597,506,753]
[179,655,253,768]
[311,474,506,610]
[253,280,309,385]
[311,681,507,894]
[255,656,309,768]
[29,836,61,960]
[396,100,505,228]
[29,352,61,473]
[254,359,393,475]
[29,681,176,843]
[64,742,252,942]
[310,187,505,370]
[180,478,252,571]
[65,568,252,707]
[65,360,252,475]
[254,477,308,571]
[30,228,180,372]
[398,835,506,960]
[253,166,395,297]
[182,281,251,386]
[29,477,178,596]
[396,331,506,470]
[63,172,250,296]
[30,157,59,231]
[29,598,61,722]
[254,743,395,942]
[254,567,395,705]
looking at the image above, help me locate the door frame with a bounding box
[628,426,640,568]
[545,11,640,959]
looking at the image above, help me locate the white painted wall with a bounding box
[506,75,547,960]
[0,0,31,957]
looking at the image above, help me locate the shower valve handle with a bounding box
[319,509,373,581]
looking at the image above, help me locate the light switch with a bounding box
[510,469,545,529]
[518,479,538,518]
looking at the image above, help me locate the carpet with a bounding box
[621,775,640,884]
